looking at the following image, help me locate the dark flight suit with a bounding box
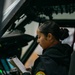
[31,42,72,75]
[23,43,73,75]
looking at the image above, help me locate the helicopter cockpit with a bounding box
[0,0,75,75]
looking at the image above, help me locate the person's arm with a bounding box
[31,57,57,75]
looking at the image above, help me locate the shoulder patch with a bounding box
[36,71,46,75]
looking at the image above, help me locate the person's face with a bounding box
[37,29,51,49]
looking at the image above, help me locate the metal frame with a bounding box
[0,0,26,38]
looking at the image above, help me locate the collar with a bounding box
[42,42,61,54]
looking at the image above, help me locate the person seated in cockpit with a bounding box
[24,20,73,75]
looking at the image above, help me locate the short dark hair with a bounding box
[38,20,69,40]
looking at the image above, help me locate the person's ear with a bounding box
[47,33,53,40]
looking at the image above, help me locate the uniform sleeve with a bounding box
[32,61,46,75]
[31,57,58,75]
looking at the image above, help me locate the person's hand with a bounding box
[26,68,32,72]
